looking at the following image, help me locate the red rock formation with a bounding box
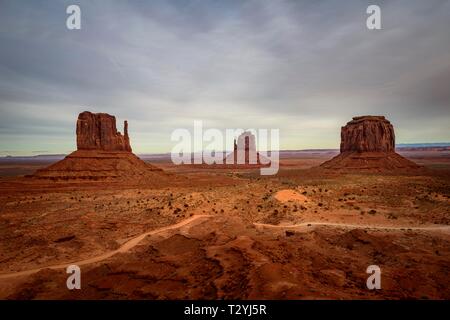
[223,131,270,166]
[340,116,395,153]
[321,116,420,171]
[186,131,271,169]
[231,131,259,165]
[32,111,163,181]
[76,111,131,152]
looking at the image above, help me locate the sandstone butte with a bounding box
[185,131,271,168]
[76,111,132,152]
[223,131,268,166]
[32,111,163,181]
[202,131,272,168]
[320,116,421,171]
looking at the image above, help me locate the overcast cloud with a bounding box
[0,0,449,155]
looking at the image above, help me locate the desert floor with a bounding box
[0,150,449,299]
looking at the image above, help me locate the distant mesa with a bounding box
[320,116,421,171]
[32,111,163,181]
[185,131,271,169]
[224,131,269,167]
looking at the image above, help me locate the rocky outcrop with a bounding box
[340,116,394,153]
[223,131,270,167]
[76,111,131,152]
[187,131,271,169]
[32,149,163,181]
[231,131,259,165]
[32,111,164,181]
[321,116,420,171]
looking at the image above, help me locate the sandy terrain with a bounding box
[0,150,449,299]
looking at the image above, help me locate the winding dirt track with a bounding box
[1,215,449,280]
[0,214,212,280]
[254,221,450,232]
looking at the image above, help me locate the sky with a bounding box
[0,0,449,155]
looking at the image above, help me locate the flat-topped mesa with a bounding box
[320,115,420,171]
[76,111,132,152]
[340,116,395,153]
